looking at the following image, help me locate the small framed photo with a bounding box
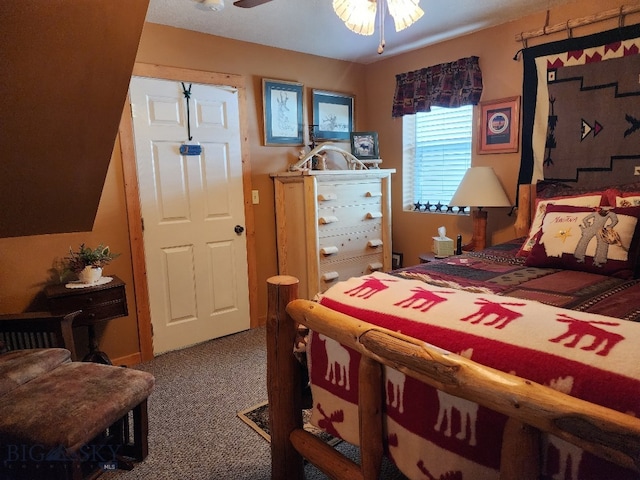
[392,252,403,270]
[263,79,304,146]
[350,132,379,159]
[312,89,354,141]
[477,96,520,154]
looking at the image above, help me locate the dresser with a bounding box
[272,169,394,300]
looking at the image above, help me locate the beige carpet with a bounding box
[102,326,405,479]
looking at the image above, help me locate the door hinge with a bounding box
[141,217,144,231]
[150,323,154,337]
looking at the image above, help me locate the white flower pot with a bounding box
[78,266,103,284]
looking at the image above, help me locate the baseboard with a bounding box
[112,351,142,366]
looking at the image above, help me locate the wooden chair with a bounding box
[0,311,80,360]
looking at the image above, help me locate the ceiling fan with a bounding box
[233,0,273,6]
[194,0,271,11]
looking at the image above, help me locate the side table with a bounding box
[419,252,459,263]
[419,252,444,263]
[45,275,128,364]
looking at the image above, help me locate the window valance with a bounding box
[391,56,483,118]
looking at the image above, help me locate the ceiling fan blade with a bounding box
[233,0,272,7]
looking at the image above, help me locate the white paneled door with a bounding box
[129,76,250,354]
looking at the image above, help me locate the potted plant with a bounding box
[65,244,120,284]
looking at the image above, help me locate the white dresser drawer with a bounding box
[317,181,382,207]
[318,203,382,235]
[318,227,384,263]
[319,253,385,292]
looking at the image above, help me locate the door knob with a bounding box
[234,225,245,235]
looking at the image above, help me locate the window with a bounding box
[403,105,473,212]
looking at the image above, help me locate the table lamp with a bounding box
[449,166,511,251]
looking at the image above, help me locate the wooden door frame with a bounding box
[118,63,258,362]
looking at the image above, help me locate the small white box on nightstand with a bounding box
[432,237,454,257]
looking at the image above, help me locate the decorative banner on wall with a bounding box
[519,24,640,189]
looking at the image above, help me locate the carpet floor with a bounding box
[102,326,405,480]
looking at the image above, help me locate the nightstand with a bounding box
[419,253,456,263]
[45,276,127,364]
[419,253,438,263]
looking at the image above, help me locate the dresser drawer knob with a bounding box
[367,239,383,248]
[365,191,382,197]
[368,262,383,271]
[366,212,382,219]
[319,216,338,224]
[320,246,339,255]
[321,271,339,282]
[318,193,337,201]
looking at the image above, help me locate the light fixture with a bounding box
[449,166,511,251]
[195,0,225,11]
[332,0,424,54]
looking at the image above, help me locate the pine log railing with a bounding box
[266,275,640,480]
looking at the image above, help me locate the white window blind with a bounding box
[403,105,473,211]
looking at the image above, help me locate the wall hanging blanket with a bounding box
[519,24,640,189]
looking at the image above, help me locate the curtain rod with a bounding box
[515,4,640,43]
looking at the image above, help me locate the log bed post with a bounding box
[514,183,532,238]
[267,275,304,480]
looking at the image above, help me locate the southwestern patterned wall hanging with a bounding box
[519,24,640,189]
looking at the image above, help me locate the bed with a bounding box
[266,182,640,480]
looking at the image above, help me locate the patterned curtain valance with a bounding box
[391,56,483,118]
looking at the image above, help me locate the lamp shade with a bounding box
[449,167,510,208]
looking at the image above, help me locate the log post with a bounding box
[500,418,541,480]
[267,275,304,480]
[514,183,532,238]
[359,356,384,479]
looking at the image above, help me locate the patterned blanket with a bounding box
[395,239,640,321]
[309,268,640,479]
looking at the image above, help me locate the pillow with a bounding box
[517,193,604,257]
[604,182,640,207]
[525,204,640,279]
[615,194,640,208]
[605,189,640,208]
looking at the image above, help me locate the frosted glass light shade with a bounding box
[333,0,377,35]
[449,167,511,208]
[195,0,225,11]
[387,0,423,31]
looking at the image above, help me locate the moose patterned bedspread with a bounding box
[308,271,640,480]
[394,238,640,322]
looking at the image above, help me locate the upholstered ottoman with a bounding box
[0,355,154,480]
[0,348,71,396]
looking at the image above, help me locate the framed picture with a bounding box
[392,252,403,270]
[312,89,354,141]
[350,131,379,159]
[477,96,520,154]
[263,79,304,146]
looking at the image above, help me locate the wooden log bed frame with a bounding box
[265,184,640,479]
